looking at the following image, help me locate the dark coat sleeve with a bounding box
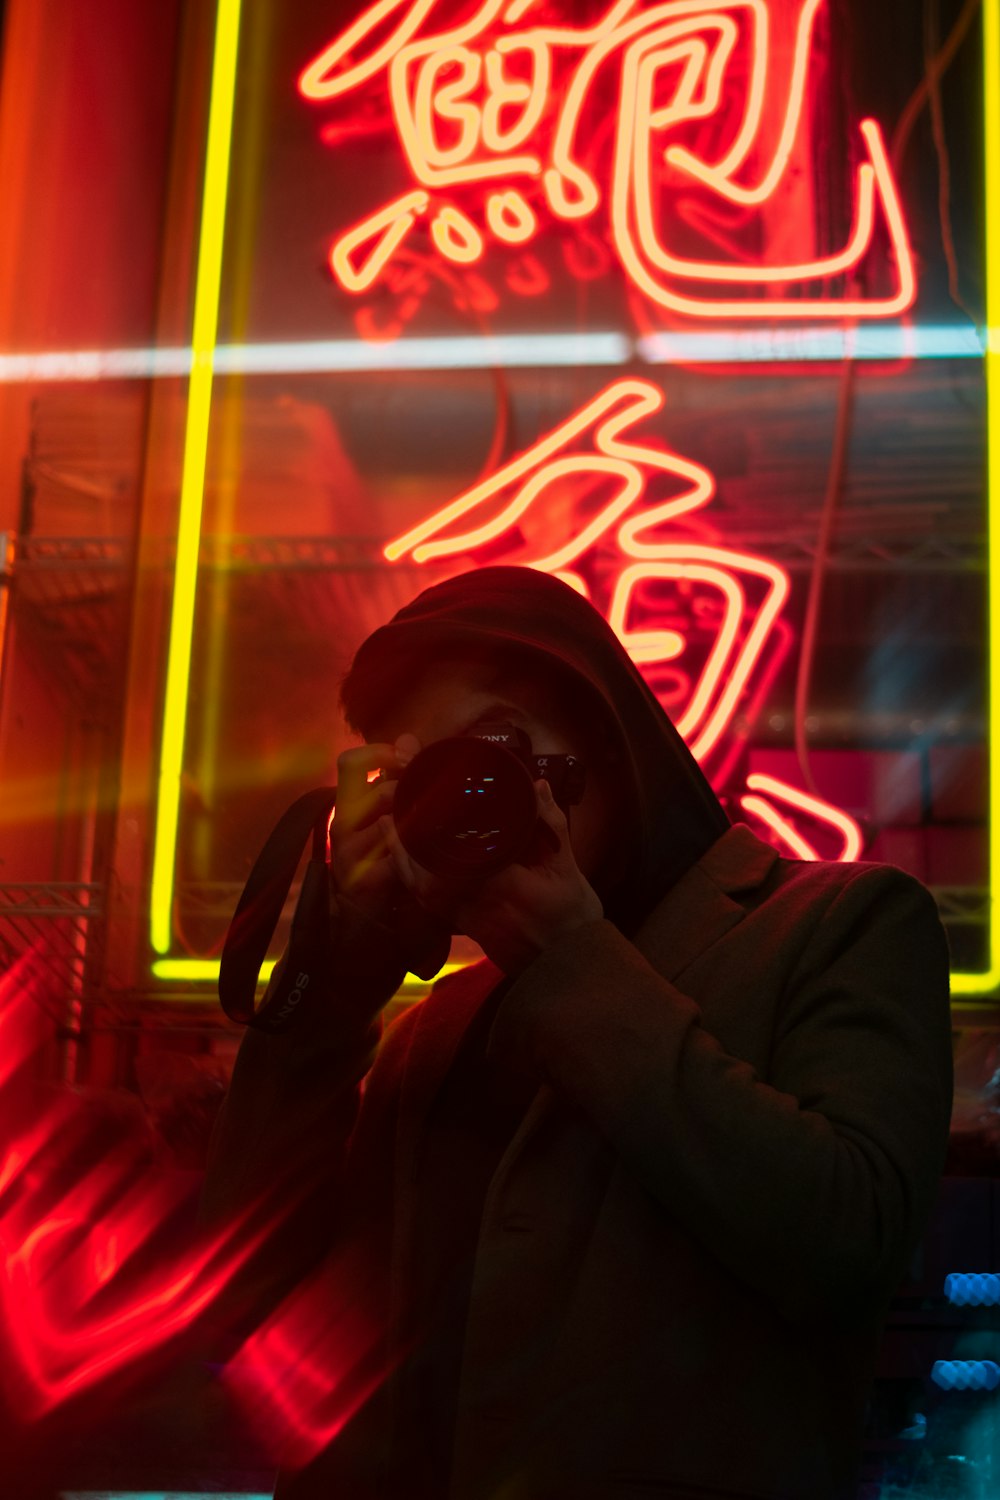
[487,865,954,1327]
[198,895,412,1341]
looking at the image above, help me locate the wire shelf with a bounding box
[0,883,102,1019]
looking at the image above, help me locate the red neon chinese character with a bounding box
[300,0,914,319]
[740,773,863,861]
[385,377,863,861]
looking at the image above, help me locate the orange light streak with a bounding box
[487,187,538,240]
[413,47,486,167]
[741,772,864,860]
[431,203,485,261]
[663,0,822,205]
[299,0,453,100]
[330,188,429,293]
[617,116,914,316]
[384,374,784,765]
[607,548,789,762]
[739,794,821,859]
[302,0,915,318]
[484,39,550,150]
[385,378,707,562]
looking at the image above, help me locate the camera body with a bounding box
[391,722,586,881]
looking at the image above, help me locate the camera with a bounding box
[391,722,586,881]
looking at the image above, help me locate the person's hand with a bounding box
[380,777,603,976]
[331,735,419,921]
[332,735,452,978]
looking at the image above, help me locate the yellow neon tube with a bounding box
[150,0,243,953]
[952,0,1000,994]
[153,958,277,983]
[989,0,1000,990]
[149,0,998,993]
[152,958,466,1000]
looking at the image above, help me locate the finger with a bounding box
[336,744,404,833]
[334,851,384,901]
[381,816,461,921]
[380,815,416,892]
[534,776,567,826]
[347,853,399,906]
[331,777,398,845]
[331,818,389,885]
[533,779,568,854]
[336,732,420,793]
[337,740,398,790]
[394,732,421,764]
[337,740,413,801]
[336,746,391,832]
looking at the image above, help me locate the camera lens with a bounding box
[393,737,538,881]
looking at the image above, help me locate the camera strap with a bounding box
[218,786,337,1033]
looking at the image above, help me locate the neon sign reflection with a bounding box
[386,378,863,861]
[0,949,395,1470]
[0,951,261,1424]
[301,0,914,320]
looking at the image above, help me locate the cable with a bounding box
[794,355,856,799]
[924,0,980,323]
[891,0,981,173]
[792,0,981,804]
[379,246,512,487]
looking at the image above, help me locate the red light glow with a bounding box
[223,1244,401,1470]
[0,953,263,1424]
[0,952,399,1476]
[301,0,915,319]
[385,377,863,861]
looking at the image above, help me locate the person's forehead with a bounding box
[386,660,532,723]
[368,649,580,738]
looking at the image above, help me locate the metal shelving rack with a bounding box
[0,521,991,1030]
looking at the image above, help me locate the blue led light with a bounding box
[638,323,986,363]
[945,1272,1000,1306]
[59,1492,273,1500]
[931,1360,1000,1392]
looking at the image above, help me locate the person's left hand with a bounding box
[380,777,603,976]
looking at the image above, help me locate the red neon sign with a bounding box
[300,0,915,319]
[385,377,863,861]
[741,772,863,861]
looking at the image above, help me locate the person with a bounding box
[201,565,954,1500]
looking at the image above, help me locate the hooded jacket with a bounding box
[340,566,732,931]
[202,567,953,1500]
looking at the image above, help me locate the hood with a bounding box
[341,566,731,934]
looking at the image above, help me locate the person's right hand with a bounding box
[331,734,421,924]
[331,733,453,981]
